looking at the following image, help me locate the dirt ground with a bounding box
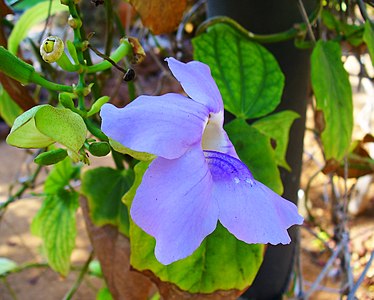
[0,58,373,299]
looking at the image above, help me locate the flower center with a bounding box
[201,111,225,152]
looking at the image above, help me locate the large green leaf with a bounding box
[31,189,78,276]
[193,23,284,119]
[124,162,264,294]
[225,119,283,194]
[0,85,23,126]
[363,21,374,66]
[81,167,134,236]
[311,40,353,161]
[8,1,68,54]
[252,110,299,171]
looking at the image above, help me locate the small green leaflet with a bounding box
[193,23,284,119]
[81,167,134,236]
[96,287,114,300]
[311,40,353,161]
[124,162,264,294]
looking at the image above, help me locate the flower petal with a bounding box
[166,57,223,114]
[100,93,209,159]
[131,147,219,265]
[204,150,304,245]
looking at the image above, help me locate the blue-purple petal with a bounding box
[205,150,304,245]
[130,146,219,265]
[100,93,209,159]
[166,58,223,114]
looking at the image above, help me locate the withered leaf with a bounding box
[129,0,187,34]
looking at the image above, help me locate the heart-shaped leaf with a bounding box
[193,23,284,119]
[81,167,134,236]
[124,162,264,294]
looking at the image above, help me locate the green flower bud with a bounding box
[34,148,68,165]
[40,36,65,63]
[68,16,82,29]
[59,93,75,109]
[88,142,111,157]
[87,96,110,117]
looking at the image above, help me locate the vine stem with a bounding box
[357,0,371,22]
[296,0,316,43]
[62,251,94,300]
[0,165,42,212]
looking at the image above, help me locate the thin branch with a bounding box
[38,0,53,43]
[303,235,347,299]
[62,251,94,300]
[296,0,316,43]
[88,44,127,74]
[0,165,43,213]
[348,251,374,299]
[357,0,371,22]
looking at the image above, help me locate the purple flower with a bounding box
[100,58,304,265]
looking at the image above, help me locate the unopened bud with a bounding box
[88,142,111,157]
[68,16,82,29]
[40,36,64,63]
[34,148,68,165]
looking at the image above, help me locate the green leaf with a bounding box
[363,21,374,66]
[124,162,264,294]
[7,1,68,54]
[225,119,283,194]
[35,105,86,155]
[252,110,299,171]
[31,190,78,276]
[6,105,86,156]
[321,10,363,47]
[81,167,134,236]
[0,258,18,276]
[6,105,54,148]
[96,287,113,300]
[311,40,353,161]
[44,157,80,194]
[109,138,156,161]
[0,86,23,126]
[193,23,284,119]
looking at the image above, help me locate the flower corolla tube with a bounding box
[100,58,304,265]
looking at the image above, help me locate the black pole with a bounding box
[207,1,317,299]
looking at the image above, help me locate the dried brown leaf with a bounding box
[80,197,154,300]
[141,270,244,300]
[129,0,187,34]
